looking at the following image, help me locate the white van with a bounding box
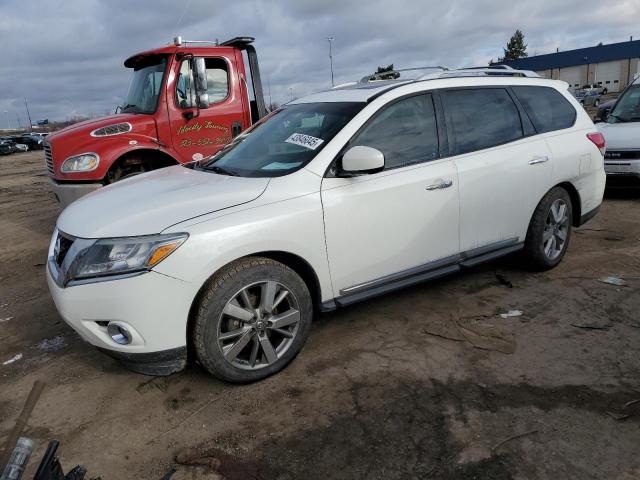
[47,68,606,382]
[597,76,640,186]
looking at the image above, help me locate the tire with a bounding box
[523,187,573,271]
[594,99,600,107]
[603,88,608,95]
[193,257,313,383]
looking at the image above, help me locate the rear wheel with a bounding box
[523,187,573,271]
[193,257,313,383]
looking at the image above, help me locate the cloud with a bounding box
[0,0,638,122]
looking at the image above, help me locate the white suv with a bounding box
[47,69,606,382]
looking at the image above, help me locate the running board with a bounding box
[323,238,522,310]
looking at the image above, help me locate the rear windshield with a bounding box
[200,102,365,177]
[512,86,576,133]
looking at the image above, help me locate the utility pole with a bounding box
[327,37,335,87]
[267,76,272,110]
[24,98,33,132]
[15,113,21,130]
[3,111,10,130]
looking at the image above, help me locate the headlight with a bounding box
[68,233,188,281]
[61,153,99,172]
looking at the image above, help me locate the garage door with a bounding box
[559,66,583,89]
[596,61,622,93]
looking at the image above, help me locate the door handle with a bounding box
[426,179,453,190]
[529,155,549,165]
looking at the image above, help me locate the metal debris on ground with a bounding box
[37,335,66,353]
[2,354,23,366]
[0,317,13,323]
[598,276,627,286]
[570,322,612,330]
[499,309,523,318]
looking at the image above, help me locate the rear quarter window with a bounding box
[512,86,576,133]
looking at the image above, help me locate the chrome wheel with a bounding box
[217,281,300,371]
[543,199,569,260]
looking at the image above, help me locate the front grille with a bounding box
[44,143,54,174]
[54,232,74,267]
[605,150,640,160]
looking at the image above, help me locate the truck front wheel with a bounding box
[106,155,148,183]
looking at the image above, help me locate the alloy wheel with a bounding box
[543,199,569,260]
[217,281,300,370]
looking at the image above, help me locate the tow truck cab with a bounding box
[45,36,267,206]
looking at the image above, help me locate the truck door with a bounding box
[168,55,246,163]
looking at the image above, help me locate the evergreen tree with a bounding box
[502,30,528,61]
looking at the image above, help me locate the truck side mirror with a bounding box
[193,58,209,109]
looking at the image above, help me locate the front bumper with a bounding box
[48,178,102,208]
[46,265,195,375]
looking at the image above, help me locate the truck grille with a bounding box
[605,150,640,160]
[44,143,54,174]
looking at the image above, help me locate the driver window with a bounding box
[350,94,439,169]
[176,58,229,108]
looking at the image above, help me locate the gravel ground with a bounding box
[1,151,639,479]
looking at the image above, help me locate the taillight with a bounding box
[587,132,606,156]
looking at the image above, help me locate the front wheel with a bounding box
[523,187,573,271]
[193,257,313,383]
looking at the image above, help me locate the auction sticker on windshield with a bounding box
[285,133,324,150]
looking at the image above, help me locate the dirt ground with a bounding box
[1,151,639,480]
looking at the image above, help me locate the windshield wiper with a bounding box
[121,103,141,113]
[205,165,238,176]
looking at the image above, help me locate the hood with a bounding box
[57,165,270,238]
[49,113,142,138]
[596,122,640,150]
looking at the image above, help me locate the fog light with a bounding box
[107,323,132,345]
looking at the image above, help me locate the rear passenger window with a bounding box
[512,86,576,133]
[350,94,439,169]
[443,88,523,155]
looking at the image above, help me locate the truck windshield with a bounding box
[200,102,365,177]
[607,84,640,123]
[122,56,168,114]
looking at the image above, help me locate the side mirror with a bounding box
[341,146,385,175]
[193,57,209,108]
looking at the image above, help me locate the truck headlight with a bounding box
[61,153,100,172]
[68,233,188,281]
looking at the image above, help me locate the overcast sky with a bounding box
[0,0,639,124]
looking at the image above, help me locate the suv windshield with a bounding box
[607,84,640,123]
[200,102,365,177]
[122,56,168,114]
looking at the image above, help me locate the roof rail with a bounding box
[360,66,449,83]
[416,67,540,80]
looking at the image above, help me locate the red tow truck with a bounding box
[44,36,267,206]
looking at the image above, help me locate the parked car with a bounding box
[0,140,15,155]
[47,70,605,382]
[3,137,29,152]
[18,134,44,150]
[581,83,608,95]
[594,98,617,122]
[596,75,640,186]
[576,89,602,107]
